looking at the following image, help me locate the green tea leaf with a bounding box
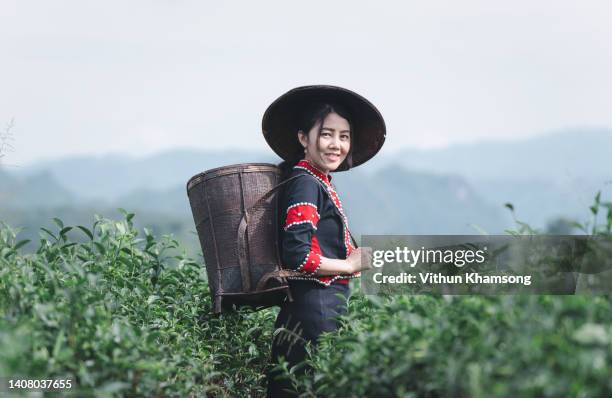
[52,217,64,229]
[59,226,72,237]
[13,239,30,251]
[40,227,57,241]
[77,225,94,240]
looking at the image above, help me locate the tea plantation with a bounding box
[1,199,611,397]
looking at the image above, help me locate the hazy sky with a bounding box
[1,0,611,166]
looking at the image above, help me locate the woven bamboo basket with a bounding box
[186,163,294,314]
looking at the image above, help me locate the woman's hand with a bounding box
[346,247,373,273]
[311,248,374,276]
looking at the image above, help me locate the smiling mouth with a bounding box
[325,153,340,161]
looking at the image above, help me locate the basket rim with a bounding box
[186,162,280,192]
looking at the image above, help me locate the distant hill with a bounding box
[0,169,75,208]
[3,128,610,245]
[16,149,278,201]
[333,166,508,234]
[379,129,612,226]
[15,128,611,200]
[384,129,612,182]
[111,164,509,234]
[0,165,510,255]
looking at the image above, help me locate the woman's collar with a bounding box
[295,159,332,185]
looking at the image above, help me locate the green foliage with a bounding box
[0,214,276,397]
[503,202,540,235]
[285,294,612,398]
[506,191,612,237]
[1,191,612,397]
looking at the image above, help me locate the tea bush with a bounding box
[1,192,611,397]
[0,212,276,397]
[289,294,612,397]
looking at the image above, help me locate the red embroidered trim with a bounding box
[286,202,319,216]
[324,186,353,257]
[284,203,320,231]
[286,272,359,286]
[296,235,321,275]
[295,160,331,186]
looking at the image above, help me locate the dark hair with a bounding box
[278,102,354,181]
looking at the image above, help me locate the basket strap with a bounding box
[236,174,308,292]
[349,230,359,249]
[236,218,251,291]
[255,269,302,292]
[248,173,309,212]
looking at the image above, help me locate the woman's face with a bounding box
[298,112,351,174]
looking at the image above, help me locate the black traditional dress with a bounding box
[267,159,359,397]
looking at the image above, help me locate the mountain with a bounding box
[16,149,278,201]
[0,164,510,256]
[333,166,508,234]
[377,129,612,226]
[16,128,611,202]
[383,129,612,182]
[3,128,610,247]
[111,164,509,234]
[0,169,75,208]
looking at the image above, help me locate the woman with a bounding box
[261,86,386,397]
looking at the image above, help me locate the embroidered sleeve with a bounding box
[281,176,322,275]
